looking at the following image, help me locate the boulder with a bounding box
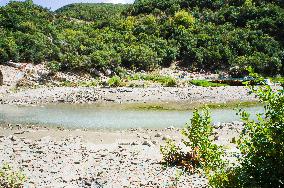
[5,60,22,68]
[90,68,103,77]
[105,69,112,76]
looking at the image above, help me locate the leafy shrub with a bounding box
[160,76,177,87]
[47,61,61,73]
[234,84,284,187]
[143,74,177,86]
[0,164,26,188]
[210,74,284,187]
[90,49,121,72]
[182,108,225,173]
[161,108,225,174]
[120,44,160,71]
[162,72,284,187]
[107,76,122,87]
[173,10,195,28]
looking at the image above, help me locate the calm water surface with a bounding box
[0,104,264,129]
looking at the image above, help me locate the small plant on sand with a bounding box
[127,73,177,87]
[160,108,225,174]
[107,76,122,87]
[143,74,177,87]
[0,163,26,188]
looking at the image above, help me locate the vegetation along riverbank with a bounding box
[0,0,284,187]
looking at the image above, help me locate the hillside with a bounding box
[55,3,129,22]
[0,0,283,76]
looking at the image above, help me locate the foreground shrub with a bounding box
[160,108,225,174]
[0,164,26,188]
[161,75,284,187]
[234,85,284,187]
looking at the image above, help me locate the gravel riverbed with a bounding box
[0,86,257,106]
[0,122,243,187]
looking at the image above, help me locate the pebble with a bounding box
[0,112,244,187]
[162,135,171,141]
[0,132,210,187]
[142,140,154,147]
[154,133,162,137]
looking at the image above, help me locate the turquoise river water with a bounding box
[0,104,263,129]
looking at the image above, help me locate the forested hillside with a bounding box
[56,3,129,22]
[0,0,283,76]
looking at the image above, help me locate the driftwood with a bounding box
[0,70,3,86]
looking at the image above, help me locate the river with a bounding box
[0,104,263,129]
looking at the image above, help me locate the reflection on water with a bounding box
[0,104,264,129]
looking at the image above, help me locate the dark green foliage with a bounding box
[0,0,283,76]
[129,0,284,75]
[161,79,284,187]
[90,49,121,71]
[0,0,57,63]
[47,60,61,73]
[120,44,160,70]
[56,3,128,22]
[234,84,284,187]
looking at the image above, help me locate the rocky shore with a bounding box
[0,64,260,106]
[0,86,257,105]
[0,122,243,187]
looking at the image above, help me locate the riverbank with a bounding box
[0,86,258,106]
[0,122,242,187]
[0,63,260,106]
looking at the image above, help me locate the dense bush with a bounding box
[234,83,284,187]
[56,3,128,22]
[0,0,283,76]
[120,44,160,70]
[161,75,284,187]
